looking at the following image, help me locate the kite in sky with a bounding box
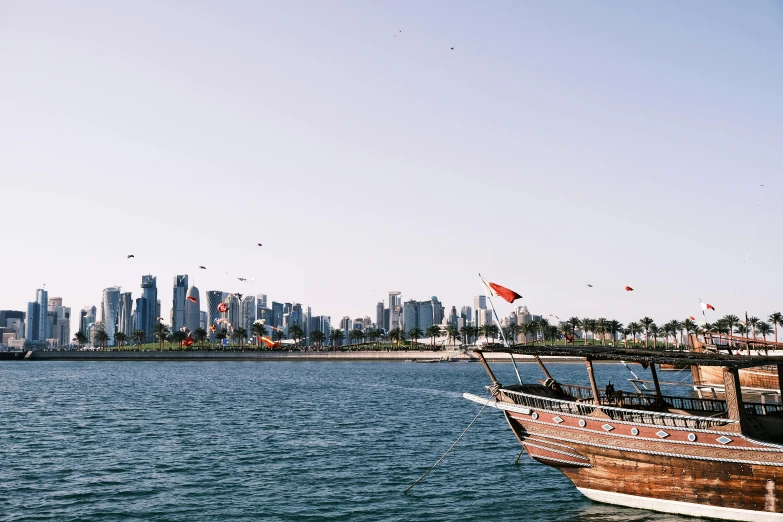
[187,296,197,303]
[625,286,634,291]
[238,277,247,282]
[199,266,206,270]
[217,303,228,313]
[127,254,134,258]
[585,284,593,288]
[688,316,696,321]
[257,243,263,247]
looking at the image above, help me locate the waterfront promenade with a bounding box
[19,349,583,363]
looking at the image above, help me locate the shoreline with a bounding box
[8,349,588,363]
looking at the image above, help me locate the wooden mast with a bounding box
[476,351,501,389]
[584,357,601,406]
[722,366,747,433]
[649,360,664,405]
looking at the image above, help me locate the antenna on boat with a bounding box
[479,273,523,385]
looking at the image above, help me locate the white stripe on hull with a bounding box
[577,487,782,522]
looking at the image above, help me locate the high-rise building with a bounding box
[240,295,255,330]
[48,297,62,312]
[101,287,121,346]
[134,298,148,336]
[375,302,384,330]
[418,300,434,332]
[25,301,40,342]
[225,294,240,330]
[402,300,417,332]
[141,275,157,341]
[172,275,188,332]
[185,285,200,332]
[118,292,133,335]
[199,311,208,330]
[431,296,444,325]
[389,291,402,312]
[460,306,473,325]
[206,290,224,340]
[448,306,458,328]
[271,302,284,328]
[257,294,267,309]
[473,296,487,326]
[80,305,96,335]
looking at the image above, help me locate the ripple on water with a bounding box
[0,361,710,521]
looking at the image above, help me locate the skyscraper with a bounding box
[199,311,208,330]
[225,294,240,330]
[402,300,417,332]
[206,290,224,340]
[25,301,40,342]
[101,287,121,346]
[271,302,283,328]
[185,285,200,332]
[240,295,255,330]
[418,300,434,332]
[376,301,384,330]
[257,294,267,309]
[172,275,188,332]
[389,291,402,312]
[473,296,487,326]
[141,275,157,341]
[118,292,133,335]
[134,298,148,336]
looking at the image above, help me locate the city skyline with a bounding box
[1,2,781,325]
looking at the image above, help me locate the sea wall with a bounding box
[23,350,583,363]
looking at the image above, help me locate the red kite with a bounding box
[187,296,197,303]
[625,286,634,291]
[217,303,228,313]
[688,316,696,321]
[209,325,216,332]
[183,337,194,347]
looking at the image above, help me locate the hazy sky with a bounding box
[1,1,781,335]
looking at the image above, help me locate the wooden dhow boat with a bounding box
[692,333,783,396]
[465,346,783,521]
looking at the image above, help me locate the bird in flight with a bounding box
[199,266,206,270]
[257,243,263,247]
[127,254,134,258]
[450,47,454,50]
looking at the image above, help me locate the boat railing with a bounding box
[745,402,783,417]
[499,388,738,430]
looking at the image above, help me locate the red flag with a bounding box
[701,303,715,311]
[625,286,634,291]
[489,281,523,303]
[688,316,695,321]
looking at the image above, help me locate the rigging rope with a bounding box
[404,397,492,493]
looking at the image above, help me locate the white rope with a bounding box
[404,398,492,493]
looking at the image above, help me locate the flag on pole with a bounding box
[700,302,715,311]
[479,275,523,303]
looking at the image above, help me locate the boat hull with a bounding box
[694,365,781,393]
[503,411,783,521]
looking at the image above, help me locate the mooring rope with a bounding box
[404,398,492,493]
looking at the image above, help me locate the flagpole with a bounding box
[479,273,522,385]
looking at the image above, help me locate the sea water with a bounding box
[0,361,707,521]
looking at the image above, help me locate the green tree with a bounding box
[487,324,500,345]
[132,330,146,349]
[73,331,88,350]
[232,327,248,348]
[193,327,208,349]
[595,318,609,347]
[330,328,343,349]
[648,324,660,350]
[348,329,363,347]
[567,317,581,345]
[172,330,187,349]
[273,329,286,343]
[768,312,783,343]
[757,321,772,355]
[251,322,268,348]
[621,327,631,348]
[216,327,229,349]
[524,322,537,345]
[444,325,460,346]
[311,330,326,349]
[583,318,597,345]
[627,322,641,347]
[408,327,424,348]
[506,323,520,346]
[537,318,550,346]
[639,317,655,348]
[154,322,170,350]
[94,328,109,350]
[747,316,760,341]
[387,328,401,347]
[683,318,698,348]
[721,314,740,343]
[289,325,304,347]
[425,325,442,348]
[608,320,623,347]
[114,332,128,350]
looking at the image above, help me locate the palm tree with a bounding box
[662,321,676,349]
[172,330,188,349]
[73,331,87,350]
[408,327,424,348]
[627,322,641,347]
[289,325,304,347]
[193,327,207,349]
[722,314,740,345]
[768,312,783,343]
[756,321,772,355]
[311,330,326,349]
[621,327,631,348]
[506,323,520,346]
[425,325,442,348]
[132,330,146,350]
[669,320,683,348]
[330,328,344,349]
[487,324,500,345]
[524,322,537,345]
[580,317,591,345]
[747,316,760,341]
[251,322,268,348]
[272,329,286,344]
[537,318,550,346]
[608,320,623,347]
[232,327,248,348]
[567,317,581,345]
[348,329,362,347]
[649,324,660,350]
[114,332,128,350]
[584,318,597,345]
[387,328,401,347]
[478,324,492,345]
[216,327,229,349]
[595,318,609,346]
[94,328,109,350]
[154,322,170,350]
[639,317,655,348]
[547,325,560,345]
[683,318,697,348]
[444,325,460,346]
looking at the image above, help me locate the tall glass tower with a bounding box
[172,275,188,332]
[101,287,121,346]
[141,275,157,341]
